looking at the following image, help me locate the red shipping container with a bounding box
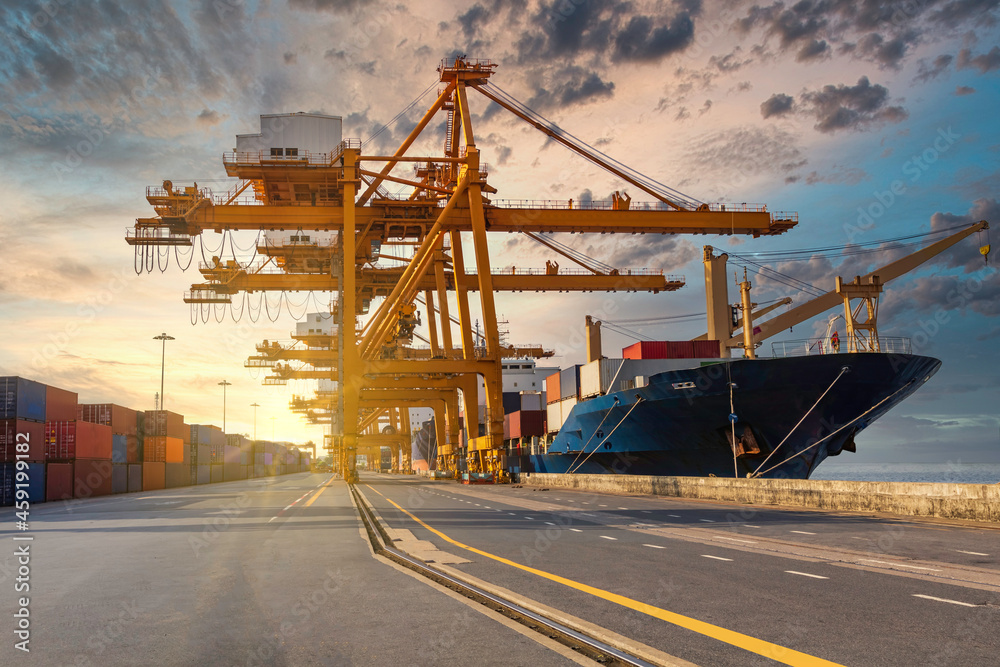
[77,404,138,436]
[692,340,722,358]
[142,462,165,491]
[45,386,78,422]
[45,421,113,460]
[508,410,546,439]
[73,459,113,499]
[503,414,511,440]
[144,410,186,439]
[1,419,45,462]
[46,462,74,501]
[546,372,561,404]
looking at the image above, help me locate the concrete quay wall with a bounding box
[521,473,1000,523]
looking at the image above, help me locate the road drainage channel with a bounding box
[349,484,658,667]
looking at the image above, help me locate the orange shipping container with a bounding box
[142,462,165,491]
[143,436,184,463]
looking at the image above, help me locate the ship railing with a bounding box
[771,337,912,357]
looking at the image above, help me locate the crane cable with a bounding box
[566,397,645,475]
[561,397,620,475]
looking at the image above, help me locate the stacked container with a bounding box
[45,420,113,499]
[78,403,138,495]
[1,377,48,506]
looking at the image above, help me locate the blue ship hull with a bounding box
[526,353,941,479]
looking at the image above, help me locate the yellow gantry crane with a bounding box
[128,58,797,481]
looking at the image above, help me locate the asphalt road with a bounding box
[0,473,582,666]
[360,473,1000,667]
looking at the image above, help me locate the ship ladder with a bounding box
[750,378,917,478]
[562,396,619,474]
[748,366,851,478]
[566,396,644,475]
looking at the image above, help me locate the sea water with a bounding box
[811,462,1000,484]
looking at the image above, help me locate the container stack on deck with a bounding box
[0,376,315,507]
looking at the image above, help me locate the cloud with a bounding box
[928,197,999,273]
[914,54,954,83]
[287,0,368,12]
[799,76,908,133]
[760,93,794,118]
[196,108,223,126]
[796,39,829,62]
[855,32,911,69]
[957,45,1000,72]
[525,65,615,111]
[955,85,976,95]
[612,14,696,62]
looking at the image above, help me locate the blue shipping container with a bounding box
[112,434,128,464]
[0,462,45,505]
[0,377,47,422]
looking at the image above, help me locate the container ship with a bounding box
[505,220,988,480]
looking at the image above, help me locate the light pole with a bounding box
[218,380,232,433]
[153,333,174,413]
[250,403,260,441]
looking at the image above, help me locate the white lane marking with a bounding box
[569,528,583,533]
[544,522,556,525]
[668,514,681,518]
[525,517,535,520]
[955,550,989,556]
[283,504,294,511]
[582,502,590,505]
[791,530,817,535]
[744,525,761,528]
[268,517,277,523]
[715,536,758,544]
[912,594,977,607]
[618,507,628,510]
[600,536,617,541]
[699,519,715,523]
[581,513,596,517]
[474,503,481,506]
[701,555,733,561]
[508,513,516,515]
[641,510,652,514]
[599,504,608,507]
[786,571,828,580]
[484,506,491,509]
[860,559,942,572]
[643,544,666,549]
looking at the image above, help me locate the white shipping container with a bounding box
[546,396,577,433]
[519,391,543,412]
[581,359,687,397]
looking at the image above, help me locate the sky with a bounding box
[0,0,998,464]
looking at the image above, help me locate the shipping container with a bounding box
[26,462,45,503]
[45,385,78,422]
[74,459,113,498]
[127,464,143,492]
[45,421,113,460]
[545,371,560,404]
[125,434,141,463]
[559,366,581,400]
[1,419,45,462]
[210,464,224,484]
[112,434,128,464]
[226,433,249,448]
[0,377,46,422]
[546,396,577,433]
[502,392,521,415]
[164,463,189,488]
[0,463,12,506]
[111,463,128,494]
[580,359,683,398]
[7,462,47,504]
[196,465,211,485]
[253,463,267,478]
[507,410,546,439]
[144,410,186,439]
[189,423,222,446]
[692,340,722,358]
[519,391,543,412]
[224,445,241,464]
[622,341,668,360]
[264,452,273,466]
[223,462,243,482]
[46,462,74,501]
[143,436,184,463]
[78,404,138,436]
[142,462,165,491]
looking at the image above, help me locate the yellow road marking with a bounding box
[377,489,843,667]
[304,477,335,507]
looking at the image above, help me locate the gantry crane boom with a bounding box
[712,221,989,350]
